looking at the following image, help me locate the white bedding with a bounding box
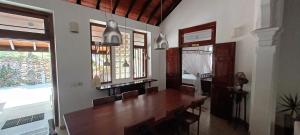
[182,73,197,85]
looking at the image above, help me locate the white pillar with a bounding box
[249,27,280,135]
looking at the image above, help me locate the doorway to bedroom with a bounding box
[166,21,236,120]
[181,45,213,96]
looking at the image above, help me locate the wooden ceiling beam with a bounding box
[76,0,81,5]
[156,0,182,26]
[125,0,137,18]
[96,0,101,9]
[137,0,152,21]
[147,0,165,24]
[112,0,120,14]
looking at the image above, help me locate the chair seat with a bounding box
[182,111,199,124]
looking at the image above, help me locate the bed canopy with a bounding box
[182,45,212,94]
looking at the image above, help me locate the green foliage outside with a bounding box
[0,51,52,88]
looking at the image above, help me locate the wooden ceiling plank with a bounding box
[112,0,120,14]
[96,0,102,9]
[137,0,152,21]
[147,0,164,24]
[156,0,182,26]
[76,0,81,4]
[125,0,137,18]
[9,40,15,50]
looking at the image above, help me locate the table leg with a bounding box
[113,88,116,96]
[244,96,247,122]
[108,89,111,96]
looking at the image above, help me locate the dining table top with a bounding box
[64,89,207,135]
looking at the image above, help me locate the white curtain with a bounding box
[182,48,212,95]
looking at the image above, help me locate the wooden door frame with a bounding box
[0,3,59,126]
[179,21,216,48]
[178,21,217,86]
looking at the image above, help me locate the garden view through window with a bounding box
[90,22,148,84]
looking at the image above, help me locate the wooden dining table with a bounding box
[64,89,207,135]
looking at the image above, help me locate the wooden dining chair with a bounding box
[181,99,205,135]
[164,106,186,135]
[180,85,196,96]
[146,87,159,94]
[92,96,115,107]
[124,117,156,135]
[122,90,139,100]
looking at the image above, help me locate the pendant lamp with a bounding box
[123,16,129,67]
[103,0,122,46]
[155,33,168,50]
[103,57,111,66]
[123,59,129,67]
[104,46,111,66]
[154,0,169,50]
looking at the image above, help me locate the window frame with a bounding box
[133,31,148,80]
[0,3,59,126]
[0,4,52,41]
[113,31,132,81]
[90,23,112,84]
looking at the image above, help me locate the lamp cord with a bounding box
[111,0,113,19]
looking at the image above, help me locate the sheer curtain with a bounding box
[182,46,212,95]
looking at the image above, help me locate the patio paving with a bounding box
[0,84,53,135]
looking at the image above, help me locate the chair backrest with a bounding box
[180,85,196,96]
[190,99,205,116]
[93,96,115,107]
[146,87,159,94]
[122,90,139,100]
[124,117,156,135]
[166,106,185,120]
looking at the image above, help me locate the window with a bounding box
[90,23,112,83]
[90,22,149,83]
[0,4,52,41]
[133,31,147,79]
[115,32,131,79]
[0,12,45,34]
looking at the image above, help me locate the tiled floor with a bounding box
[58,98,248,135]
[189,98,248,135]
[0,102,52,135]
[0,84,53,135]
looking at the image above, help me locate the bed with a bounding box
[182,73,197,85]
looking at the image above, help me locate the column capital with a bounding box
[252,27,281,46]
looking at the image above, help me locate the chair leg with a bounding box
[197,121,200,135]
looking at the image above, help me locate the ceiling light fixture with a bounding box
[102,0,122,46]
[154,0,169,50]
[123,17,129,67]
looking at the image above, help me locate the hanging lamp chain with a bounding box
[111,0,113,19]
[161,0,162,22]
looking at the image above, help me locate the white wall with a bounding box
[2,0,165,126]
[160,0,257,122]
[276,0,300,126]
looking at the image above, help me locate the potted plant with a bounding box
[278,94,300,135]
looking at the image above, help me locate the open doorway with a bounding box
[167,22,236,120]
[0,3,57,135]
[181,45,213,96]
